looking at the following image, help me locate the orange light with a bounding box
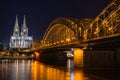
[34,52,40,60]
[66,38,70,42]
[74,48,84,68]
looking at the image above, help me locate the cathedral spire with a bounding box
[10,15,33,49]
[23,15,27,28]
[13,15,19,36]
[21,15,28,36]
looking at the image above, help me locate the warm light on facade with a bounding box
[74,48,84,68]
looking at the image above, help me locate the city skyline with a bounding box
[0,0,112,45]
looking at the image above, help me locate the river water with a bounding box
[0,59,119,80]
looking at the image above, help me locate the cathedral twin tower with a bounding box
[9,15,33,49]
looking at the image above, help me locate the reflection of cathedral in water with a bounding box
[9,15,33,49]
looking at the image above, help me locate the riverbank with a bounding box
[0,56,35,59]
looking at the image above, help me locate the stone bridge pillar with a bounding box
[74,48,84,68]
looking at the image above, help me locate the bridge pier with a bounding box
[33,47,120,69]
[74,48,84,68]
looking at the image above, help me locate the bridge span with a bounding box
[21,0,120,68]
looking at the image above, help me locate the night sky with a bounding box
[0,0,112,45]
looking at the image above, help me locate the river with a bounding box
[0,59,119,80]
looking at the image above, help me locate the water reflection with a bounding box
[0,59,118,80]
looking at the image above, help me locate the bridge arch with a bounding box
[31,0,120,52]
[42,18,92,47]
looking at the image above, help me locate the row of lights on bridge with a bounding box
[41,37,76,47]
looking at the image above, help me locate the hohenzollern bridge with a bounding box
[31,0,120,51]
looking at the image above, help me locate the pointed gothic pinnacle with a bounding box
[15,14,19,28]
[13,14,19,36]
[22,15,27,28]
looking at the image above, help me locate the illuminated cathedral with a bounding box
[9,15,33,49]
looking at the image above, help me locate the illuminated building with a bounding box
[9,15,33,49]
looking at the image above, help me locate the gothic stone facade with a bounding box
[9,15,33,49]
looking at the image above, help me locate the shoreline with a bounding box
[0,56,35,59]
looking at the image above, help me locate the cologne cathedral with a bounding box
[9,15,33,49]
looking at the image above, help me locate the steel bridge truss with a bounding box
[32,0,120,50]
